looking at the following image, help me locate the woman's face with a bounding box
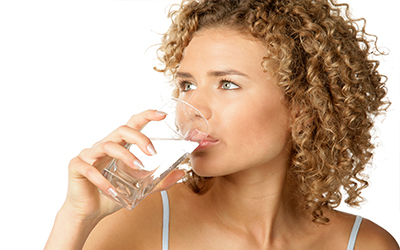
[176,28,292,177]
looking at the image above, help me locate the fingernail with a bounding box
[133,160,145,170]
[108,188,118,198]
[155,110,167,116]
[147,144,157,155]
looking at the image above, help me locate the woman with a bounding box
[45,0,399,249]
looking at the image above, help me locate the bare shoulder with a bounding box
[355,217,399,250]
[322,211,398,250]
[83,192,164,250]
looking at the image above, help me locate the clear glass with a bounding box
[101,98,209,210]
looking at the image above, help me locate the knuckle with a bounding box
[118,124,131,131]
[70,148,95,168]
[78,148,90,157]
[101,140,114,152]
[130,122,143,131]
[75,148,91,163]
[116,124,133,135]
[92,140,103,148]
[68,156,80,169]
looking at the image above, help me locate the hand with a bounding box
[61,110,186,223]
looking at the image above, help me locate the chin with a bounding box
[189,159,237,178]
[189,163,214,177]
[189,149,243,177]
[190,168,216,178]
[189,154,216,176]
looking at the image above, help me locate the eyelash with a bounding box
[177,80,195,92]
[220,78,240,90]
[177,78,240,92]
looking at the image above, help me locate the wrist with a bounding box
[57,206,100,231]
[44,204,102,250]
[58,201,103,227]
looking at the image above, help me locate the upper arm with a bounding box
[355,218,399,250]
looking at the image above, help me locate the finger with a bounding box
[82,131,157,168]
[104,125,156,155]
[69,157,118,198]
[79,140,146,169]
[126,109,167,131]
[93,110,166,151]
[96,141,144,170]
[153,169,186,192]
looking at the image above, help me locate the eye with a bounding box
[179,81,197,92]
[221,80,240,90]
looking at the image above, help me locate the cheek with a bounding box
[230,112,290,166]
[191,102,291,175]
[236,94,290,150]
[224,100,290,146]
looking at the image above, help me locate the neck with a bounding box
[202,159,307,246]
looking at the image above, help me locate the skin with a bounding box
[45,28,399,250]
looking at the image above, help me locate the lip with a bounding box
[184,130,219,151]
[184,129,208,142]
[194,136,219,151]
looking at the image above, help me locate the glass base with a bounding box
[102,152,189,210]
[102,167,153,210]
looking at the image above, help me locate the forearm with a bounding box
[44,206,100,250]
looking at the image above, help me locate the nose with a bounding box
[174,91,211,140]
[184,89,212,121]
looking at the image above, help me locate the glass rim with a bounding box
[161,97,209,140]
[170,97,209,125]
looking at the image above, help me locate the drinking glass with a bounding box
[102,97,208,210]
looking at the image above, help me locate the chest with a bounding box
[165,215,350,250]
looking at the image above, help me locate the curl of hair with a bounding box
[155,0,389,224]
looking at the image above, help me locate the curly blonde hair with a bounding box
[155,0,388,223]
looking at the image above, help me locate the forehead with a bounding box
[178,28,267,75]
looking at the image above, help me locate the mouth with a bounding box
[184,130,219,151]
[184,129,207,142]
[194,135,219,151]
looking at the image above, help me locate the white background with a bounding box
[0,0,398,249]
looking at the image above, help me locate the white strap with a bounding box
[347,215,363,250]
[161,190,170,250]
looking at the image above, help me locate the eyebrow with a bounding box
[176,69,249,78]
